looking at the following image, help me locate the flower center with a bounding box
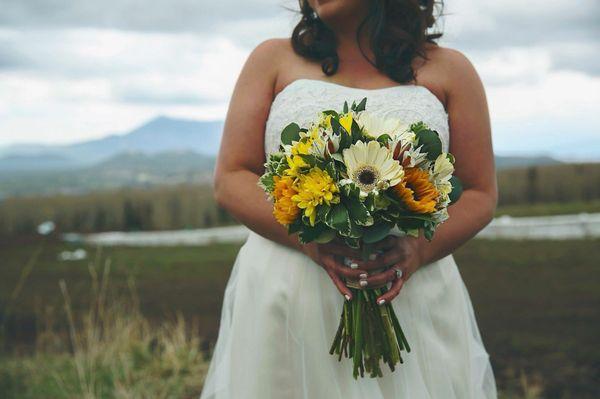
[352,165,381,192]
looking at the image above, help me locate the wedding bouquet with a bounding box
[259,98,463,378]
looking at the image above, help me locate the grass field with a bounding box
[1,237,599,398]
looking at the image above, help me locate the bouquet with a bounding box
[259,98,463,378]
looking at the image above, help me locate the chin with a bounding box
[311,0,366,23]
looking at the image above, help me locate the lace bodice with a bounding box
[264,79,450,157]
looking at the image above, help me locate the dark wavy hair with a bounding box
[291,0,444,84]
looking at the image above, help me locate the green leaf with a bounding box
[316,204,330,224]
[415,129,442,160]
[299,154,317,167]
[258,173,274,192]
[344,197,369,225]
[298,223,327,243]
[353,97,367,112]
[287,218,304,234]
[347,219,364,238]
[326,203,350,235]
[330,117,347,136]
[343,101,349,114]
[314,228,336,243]
[362,221,394,244]
[281,122,301,145]
[350,120,362,142]
[448,176,463,204]
[322,110,338,118]
[338,129,352,150]
[376,133,391,145]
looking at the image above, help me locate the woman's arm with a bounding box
[213,39,365,299]
[416,48,498,265]
[359,49,498,304]
[213,39,302,251]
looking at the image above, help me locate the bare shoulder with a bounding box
[245,38,289,72]
[428,45,484,90]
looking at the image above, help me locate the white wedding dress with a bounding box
[200,79,497,399]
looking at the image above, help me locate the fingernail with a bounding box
[377,299,386,305]
[344,294,351,301]
[359,273,367,279]
[350,262,358,269]
[359,280,368,287]
[368,253,377,261]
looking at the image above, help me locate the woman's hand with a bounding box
[301,239,369,301]
[352,235,425,305]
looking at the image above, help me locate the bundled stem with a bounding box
[329,284,411,379]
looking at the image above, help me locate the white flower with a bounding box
[342,140,404,196]
[37,221,55,235]
[356,112,410,139]
[431,153,454,196]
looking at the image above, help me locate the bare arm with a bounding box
[213,39,303,251]
[416,49,498,265]
[360,49,498,304]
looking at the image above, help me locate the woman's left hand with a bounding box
[350,235,425,305]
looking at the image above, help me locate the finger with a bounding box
[325,268,353,300]
[364,268,397,287]
[323,255,366,279]
[377,276,405,305]
[335,264,368,280]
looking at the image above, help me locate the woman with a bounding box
[201,0,498,398]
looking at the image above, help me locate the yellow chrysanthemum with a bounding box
[392,167,439,214]
[272,175,300,225]
[292,167,340,225]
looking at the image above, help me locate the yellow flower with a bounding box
[339,113,353,133]
[292,167,340,225]
[272,175,300,225]
[391,167,439,214]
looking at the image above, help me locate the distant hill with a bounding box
[0,150,215,198]
[495,155,562,170]
[0,116,223,171]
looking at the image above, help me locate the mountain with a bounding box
[0,150,215,198]
[0,116,223,171]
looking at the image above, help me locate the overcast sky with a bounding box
[0,0,599,158]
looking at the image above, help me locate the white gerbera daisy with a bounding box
[342,140,404,196]
[356,112,410,139]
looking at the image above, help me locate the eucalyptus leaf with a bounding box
[415,129,442,160]
[448,176,463,204]
[362,221,394,244]
[281,122,301,145]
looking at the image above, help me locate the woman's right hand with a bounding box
[300,240,368,301]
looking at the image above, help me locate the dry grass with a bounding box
[0,260,208,399]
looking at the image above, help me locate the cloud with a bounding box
[0,0,289,32]
[0,0,598,159]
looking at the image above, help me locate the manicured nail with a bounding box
[377,299,386,305]
[359,280,368,287]
[369,253,377,261]
[344,294,351,301]
[350,262,358,269]
[359,273,367,279]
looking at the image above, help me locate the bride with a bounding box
[201,0,498,398]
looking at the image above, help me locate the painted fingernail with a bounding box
[350,262,358,269]
[344,294,351,301]
[359,280,368,287]
[369,253,377,261]
[377,299,386,305]
[359,273,367,279]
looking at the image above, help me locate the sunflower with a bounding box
[291,167,340,225]
[392,167,439,214]
[342,140,404,196]
[272,175,300,225]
